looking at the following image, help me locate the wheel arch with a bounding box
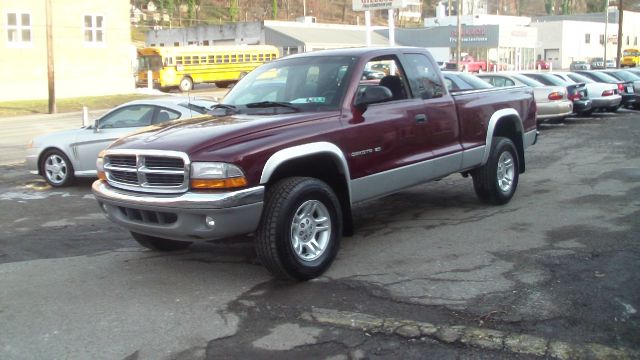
[37,146,74,176]
[483,108,526,173]
[260,142,353,235]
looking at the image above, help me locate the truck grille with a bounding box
[103,150,190,193]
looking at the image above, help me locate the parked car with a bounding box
[590,57,605,70]
[442,71,493,92]
[573,70,638,110]
[445,54,487,72]
[606,59,616,68]
[26,97,217,187]
[520,72,592,115]
[477,73,572,121]
[601,69,640,109]
[361,70,385,80]
[551,72,621,113]
[535,59,551,70]
[570,61,591,70]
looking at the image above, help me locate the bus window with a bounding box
[258,54,264,61]
[252,55,258,62]
[231,54,237,63]
[201,56,206,63]
[176,56,183,65]
[208,55,214,63]
[185,56,192,65]
[215,55,222,63]
[193,56,199,65]
[223,55,229,63]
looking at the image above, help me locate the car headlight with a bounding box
[96,150,106,180]
[190,162,247,189]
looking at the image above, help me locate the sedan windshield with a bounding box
[223,55,356,113]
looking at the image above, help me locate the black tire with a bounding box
[179,77,193,92]
[471,137,519,205]
[214,81,232,88]
[40,149,75,187]
[579,109,594,117]
[255,177,342,281]
[131,232,192,251]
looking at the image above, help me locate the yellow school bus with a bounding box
[621,48,640,67]
[137,45,279,91]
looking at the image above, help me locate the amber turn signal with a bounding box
[97,171,107,181]
[191,177,248,189]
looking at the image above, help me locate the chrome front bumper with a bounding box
[92,180,264,242]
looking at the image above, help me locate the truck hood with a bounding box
[108,112,333,154]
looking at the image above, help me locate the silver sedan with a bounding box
[26,97,216,186]
[476,73,573,121]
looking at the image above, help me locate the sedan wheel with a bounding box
[41,150,75,187]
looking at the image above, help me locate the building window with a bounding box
[6,12,31,45]
[585,34,590,44]
[159,43,164,47]
[635,37,638,46]
[203,40,209,46]
[83,15,104,43]
[600,34,605,45]
[627,36,630,45]
[174,42,179,46]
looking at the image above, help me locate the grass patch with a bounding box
[0,94,151,118]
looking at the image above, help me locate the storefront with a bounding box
[391,24,538,71]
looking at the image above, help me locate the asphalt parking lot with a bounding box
[0,110,638,359]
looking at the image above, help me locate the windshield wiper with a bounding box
[245,101,300,112]
[209,104,238,115]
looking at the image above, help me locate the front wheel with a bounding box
[40,149,75,187]
[131,232,192,251]
[178,77,193,92]
[471,137,519,205]
[255,177,342,281]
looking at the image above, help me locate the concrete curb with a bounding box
[300,308,639,359]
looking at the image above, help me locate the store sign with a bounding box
[608,35,618,45]
[449,27,488,43]
[352,0,407,11]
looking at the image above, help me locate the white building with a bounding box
[531,9,640,69]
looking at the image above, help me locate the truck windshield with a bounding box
[223,55,357,113]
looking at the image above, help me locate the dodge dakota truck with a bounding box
[93,47,537,280]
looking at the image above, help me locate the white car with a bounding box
[26,97,216,187]
[551,72,622,113]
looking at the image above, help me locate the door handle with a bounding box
[415,114,427,123]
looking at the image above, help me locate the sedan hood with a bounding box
[108,112,332,155]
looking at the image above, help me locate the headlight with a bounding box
[96,150,106,180]
[190,162,247,189]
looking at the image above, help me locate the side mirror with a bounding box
[354,85,393,110]
[93,119,100,133]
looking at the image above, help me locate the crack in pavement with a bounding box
[302,308,640,360]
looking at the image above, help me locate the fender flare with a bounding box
[260,141,352,199]
[481,108,524,165]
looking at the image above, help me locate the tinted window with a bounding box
[404,53,445,99]
[566,73,594,83]
[511,74,544,87]
[523,73,567,86]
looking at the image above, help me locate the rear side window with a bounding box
[404,53,444,99]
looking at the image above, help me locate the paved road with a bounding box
[0,87,228,166]
[0,111,638,359]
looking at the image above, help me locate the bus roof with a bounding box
[138,45,278,56]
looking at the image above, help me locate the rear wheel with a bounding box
[472,137,519,205]
[255,177,342,281]
[178,77,193,92]
[131,232,192,251]
[40,149,75,187]
[215,81,233,88]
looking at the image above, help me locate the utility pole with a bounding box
[46,0,56,114]
[456,0,462,70]
[617,0,623,68]
[604,0,609,64]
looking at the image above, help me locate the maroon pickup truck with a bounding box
[93,47,537,280]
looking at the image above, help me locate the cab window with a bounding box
[403,53,444,99]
